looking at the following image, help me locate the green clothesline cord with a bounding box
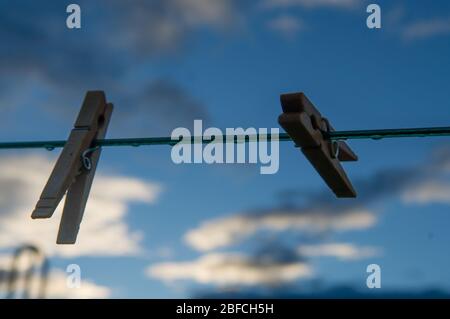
[0,126,449,150]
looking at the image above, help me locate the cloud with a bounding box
[182,145,450,254]
[170,146,450,254]
[0,268,110,298]
[0,0,241,82]
[150,145,450,290]
[0,254,110,298]
[147,241,379,287]
[184,208,375,251]
[298,243,380,260]
[267,15,303,38]
[0,1,239,132]
[181,146,436,254]
[108,0,241,53]
[262,0,360,9]
[402,181,450,204]
[402,17,450,40]
[399,147,450,204]
[114,79,210,135]
[172,0,239,27]
[197,284,450,298]
[43,270,111,298]
[0,154,162,257]
[181,146,450,255]
[147,252,312,286]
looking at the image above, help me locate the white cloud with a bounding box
[43,270,111,299]
[267,15,303,38]
[0,154,162,257]
[0,268,111,299]
[184,208,376,251]
[173,0,237,27]
[0,254,12,269]
[150,145,450,291]
[402,17,450,40]
[298,243,380,260]
[262,0,359,9]
[147,252,312,286]
[0,254,110,298]
[402,181,450,204]
[111,0,241,52]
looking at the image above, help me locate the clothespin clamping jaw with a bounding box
[278,92,358,197]
[31,91,113,244]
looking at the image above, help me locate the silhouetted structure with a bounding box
[6,244,49,299]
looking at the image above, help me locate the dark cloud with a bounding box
[300,141,449,216]
[165,145,450,292]
[250,145,450,244]
[253,241,306,264]
[0,1,121,90]
[147,250,312,287]
[196,284,450,298]
[0,0,242,85]
[112,79,210,136]
[0,1,245,131]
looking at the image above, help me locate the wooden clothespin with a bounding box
[278,92,358,197]
[31,91,113,244]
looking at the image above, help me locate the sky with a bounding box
[0,0,450,298]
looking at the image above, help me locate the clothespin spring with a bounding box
[318,117,340,159]
[81,146,100,170]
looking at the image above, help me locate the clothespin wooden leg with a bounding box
[31,130,97,219]
[56,103,113,244]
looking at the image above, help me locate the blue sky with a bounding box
[1,0,450,298]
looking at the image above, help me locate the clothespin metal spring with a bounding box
[81,146,100,170]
